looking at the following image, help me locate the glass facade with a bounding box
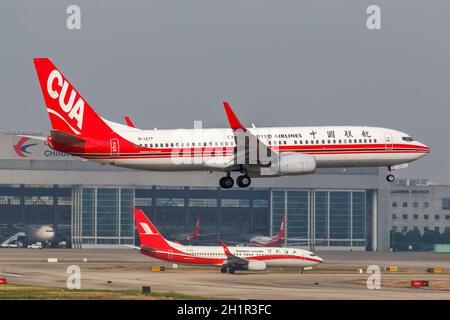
[271,189,368,249]
[72,187,135,247]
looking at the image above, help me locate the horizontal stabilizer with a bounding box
[51,130,85,146]
[18,135,47,142]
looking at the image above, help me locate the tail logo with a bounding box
[47,70,84,131]
[139,222,155,235]
[13,137,37,158]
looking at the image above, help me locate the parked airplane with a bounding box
[33,58,429,189]
[133,209,323,274]
[170,215,220,245]
[250,214,285,247]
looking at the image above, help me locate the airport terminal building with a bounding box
[0,132,390,251]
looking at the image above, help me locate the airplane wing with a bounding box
[222,102,277,170]
[221,241,248,267]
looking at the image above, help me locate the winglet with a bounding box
[221,241,232,256]
[223,101,246,131]
[124,115,136,128]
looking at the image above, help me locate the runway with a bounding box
[1,249,449,299]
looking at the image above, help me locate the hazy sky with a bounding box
[1,1,449,183]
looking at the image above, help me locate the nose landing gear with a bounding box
[386,166,395,182]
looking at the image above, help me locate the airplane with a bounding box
[133,209,323,274]
[250,214,285,247]
[169,215,220,245]
[32,58,430,189]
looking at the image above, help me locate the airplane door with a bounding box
[110,138,119,158]
[384,132,393,150]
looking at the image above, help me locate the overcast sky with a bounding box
[1,1,449,183]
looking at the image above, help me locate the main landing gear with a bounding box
[219,171,251,189]
[386,166,395,183]
[220,266,236,274]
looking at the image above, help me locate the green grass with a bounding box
[0,283,215,300]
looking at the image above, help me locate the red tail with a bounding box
[134,209,172,250]
[187,215,201,241]
[33,58,112,138]
[275,214,286,239]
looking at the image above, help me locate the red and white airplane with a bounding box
[33,58,430,188]
[250,214,285,247]
[171,215,219,245]
[134,209,323,274]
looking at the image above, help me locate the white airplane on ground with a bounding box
[33,58,430,188]
[133,209,323,274]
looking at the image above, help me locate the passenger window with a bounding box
[305,140,308,144]
[170,143,174,147]
[369,139,372,143]
[374,139,377,143]
[354,139,357,143]
[204,142,207,147]
[225,142,229,146]
[294,140,297,145]
[144,144,148,148]
[322,140,325,144]
[299,140,303,144]
[333,140,336,144]
[359,139,362,143]
[311,140,314,144]
[284,141,287,145]
[338,140,342,144]
[316,140,319,144]
[364,139,367,143]
[149,144,153,147]
[327,140,331,144]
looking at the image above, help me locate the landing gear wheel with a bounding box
[220,267,227,273]
[300,268,305,274]
[386,174,395,182]
[219,176,234,189]
[228,268,235,274]
[236,175,251,188]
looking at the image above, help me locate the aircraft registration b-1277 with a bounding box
[33,58,430,188]
[133,209,323,274]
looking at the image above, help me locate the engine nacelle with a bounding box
[246,260,267,271]
[277,153,316,175]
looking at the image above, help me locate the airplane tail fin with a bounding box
[133,209,172,250]
[33,58,113,140]
[275,214,286,239]
[186,215,201,242]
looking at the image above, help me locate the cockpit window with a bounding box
[402,137,414,142]
[310,253,317,257]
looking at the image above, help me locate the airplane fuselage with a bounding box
[141,241,323,269]
[70,122,429,174]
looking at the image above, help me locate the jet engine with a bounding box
[246,260,267,271]
[277,153,316,175]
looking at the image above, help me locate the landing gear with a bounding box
[386,174,395,182]
[219,173,234,189]
[228,267,236,274]
[236,175,251,188]
[386,166,395,182]
[220,267,227,273]
[300,268,305,274]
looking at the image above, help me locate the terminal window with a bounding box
[442,198,450,210]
